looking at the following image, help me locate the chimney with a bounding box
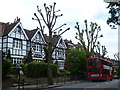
[14,17,20,23]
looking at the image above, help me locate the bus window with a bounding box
[89,68,100,72]
[103,69,110,74]
[101,60,112,66]
[88,58,100,66]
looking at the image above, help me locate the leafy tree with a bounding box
[66,49,87,79]
[106,2,120,25]
[75,20,103,58]
[32,2,70,85]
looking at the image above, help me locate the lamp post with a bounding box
[12,64,22,90]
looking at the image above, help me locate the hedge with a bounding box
[25,62,57,78]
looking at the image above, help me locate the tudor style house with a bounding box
[45,33,67,70]
[24,28,46,62]
[0,18,67,69]
[0,18,46,64]
[52,34,67,70]
[0,19,28,64]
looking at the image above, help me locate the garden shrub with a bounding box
[52,64,57,77]
[57,70,70,76]
[2,59,12,79]
[25,62,57,78]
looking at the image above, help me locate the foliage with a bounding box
[75,20,103,58]
[9,64,17,75]
[24,48,33,63]
[107,2,120,25]
[117,67,120,77]
[2,59,12,79]
[20,64,28,75]
[52,64,58,77]
[57,70,70,76]
[25,62,57,78]
[6,49,12,59]
[66,49,87,77]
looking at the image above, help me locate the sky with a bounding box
[0,0,118,59]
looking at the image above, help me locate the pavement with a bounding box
[2,80,87,90]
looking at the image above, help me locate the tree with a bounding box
[75,20,103,58]
[66,48,87,79]
[6,49,12,59]
[24,48,33,63]
[106,2,120,26]
[95,42,108,58]
[32,2,70,85]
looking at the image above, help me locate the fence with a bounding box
[3,75,72,89]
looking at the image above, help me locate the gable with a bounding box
[56,37,67,49]
[31,29,46,44]
[8,22,28,40]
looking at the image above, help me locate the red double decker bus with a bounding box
[88,57,114,81]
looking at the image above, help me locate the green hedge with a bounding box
[57,70,71,76]
[25,62,57,78]
[2,59,12,79]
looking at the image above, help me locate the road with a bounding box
[43,79,120,90]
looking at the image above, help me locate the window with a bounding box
[88,58,100,66]
[16,27,21,34]
[13,39,22,55]
[101,60,112,66]
[58,62,64,69]
[58,49,64,59]
[13,58,22,64]
[13,39,22,49]
[103,69,110,74]
[89,68,100,72]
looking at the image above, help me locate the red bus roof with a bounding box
[88,57,112,63]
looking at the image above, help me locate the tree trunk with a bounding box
[47,30,53,85]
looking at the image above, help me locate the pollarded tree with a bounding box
[75,20,103,58]
[95,41,108,58]
[32,2,70,85]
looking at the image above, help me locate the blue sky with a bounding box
[0,0,118,59]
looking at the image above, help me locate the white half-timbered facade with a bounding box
[25,28,46,62]
[52,35,67,70]
[0,18,67,69]
[0,20,28,64]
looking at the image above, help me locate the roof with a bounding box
[44,34,61,47]
[0,22,18,36]
[24,29,38,40]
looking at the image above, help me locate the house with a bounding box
[24,28,46,62]
[64,39,76,50]
[0,18,47,63]
[0,18,28,64]
[45,33,67,70]
[0,18,67,69]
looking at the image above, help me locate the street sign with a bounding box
[104,0,120,2]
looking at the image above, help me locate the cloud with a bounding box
[0,0,118,58]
